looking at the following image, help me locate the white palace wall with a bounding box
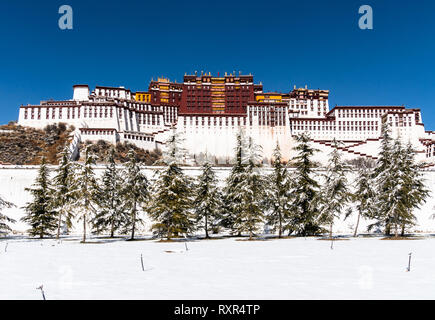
[177,115,294,163]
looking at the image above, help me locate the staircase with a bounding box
[311,138,379,160]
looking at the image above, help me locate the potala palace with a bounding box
[17,72,435,165]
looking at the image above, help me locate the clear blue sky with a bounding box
[1,0,435,128]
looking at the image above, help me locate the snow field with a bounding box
[1,236,435,300]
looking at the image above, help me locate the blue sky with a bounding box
[1,0,435,128]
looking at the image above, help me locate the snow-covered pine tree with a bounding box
[149,130,194,240]
[372,122,394,235]
[234,136,265,240]
[396,141,429,236]
[0,194,15,234]
[389,138,408,237]
[122,149,150,240]
[21,156,57,238]
[318,139,351,239]
[162,127,189,165]
[92,147,126,238]
[193,158,223,239]
[221,130,246,235]
[265,142,291,238]
[401,142,430,236]
[373,137,411,237]
[74,145,99,243]
[287,133,322,236]
[51,146,76,239]
[351,161,376,237]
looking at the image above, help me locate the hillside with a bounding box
[79,139,162,165]
[0,123,162,165]
[0,122,74,165]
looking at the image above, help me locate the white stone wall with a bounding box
[73,86,90,101]
[177,114,294,163]
[80,130,118,145]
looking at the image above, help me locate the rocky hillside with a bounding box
[0,122,74,165]
[79,140,162,165]
[0,122,163,166]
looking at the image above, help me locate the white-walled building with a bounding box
[17,77,435,166]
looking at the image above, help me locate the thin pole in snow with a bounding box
[330,238,334,250]
[406,253,412,272]
[140,254,145,271]
[5,242,8,252]
[37,285,46,300]
[185,241,189,251]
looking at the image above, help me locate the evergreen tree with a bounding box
[21,157,57,238]
[51,146,76,239]
[385,139,409,236]
[0,195,15,234]
[287,133,322,236]
[371,135,429,237]
[74,146,99,243]
[193,158,223,238]
[372,122,394,234]
[351,162,376,237]
[122,149,150,240]
[265,142,291,238]
[221,130,246,234]
[93,148,126,237]
[162,127,189,165]
[396,142,429,236]
[318,139,351,239]
[235,137,265,239]
[149,131,194,240]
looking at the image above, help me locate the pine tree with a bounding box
[371,136,428,237]
[51,146,76,239]
[372,122,394,235]
[265,142,291,238]
[235,137,265,240]
[193,158,223,238]
[93,147,126,238]
[74,146,99,243]
[351,162,376,237]
[287,133,322,236]
[390,139,410,237]
[221,130,246,235]
[397,142,429,236]
[21,157,57,238]
[0,195,15,234]
[122,149,150,240]
[149,131,194,240]
[162,127,189,165]
[318,139,351,239]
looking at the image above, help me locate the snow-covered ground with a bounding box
[1,235,435,300]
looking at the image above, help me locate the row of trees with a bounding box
[20,147,149,242]
[2,124,430,240]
